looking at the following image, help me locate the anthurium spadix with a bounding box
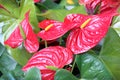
[22,46,73,80]
[4,11,39,53]
[65,10,118,54]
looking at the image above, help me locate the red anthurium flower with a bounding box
[65,10,118,54]
[4,11,39,53]
[22,46,73,80]
[34,0,40,3]
[79,0,120,14]
[37,20,74,40]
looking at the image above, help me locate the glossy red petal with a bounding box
[4,27,23,48]
[34,0,40,3]
[64,14,90,28]
[38,20,58,29]
[66,12,116,54]
[22,46,73,80]
[100,0,120,13]
[21,11,39,53]
[79,0,120,14]
[38,20,75,40]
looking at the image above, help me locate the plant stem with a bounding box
[44,40,48,48]
[59,37,62,45]
[71,55,76,73]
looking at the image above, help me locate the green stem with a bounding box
[36,13,42,17]
[44,40,48,48]
[71,55,76,73]
[59,37,62,45]
[19,25,26,40]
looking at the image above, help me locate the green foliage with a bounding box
[76,28,120,80]
[38,6,86,21]
[25,67,41,80]
[76,52,112,80]
[7,46,32,66]
[55,69,79,80]
[100,28,120,80]
[0,0,120,80]
[0,43,17,71]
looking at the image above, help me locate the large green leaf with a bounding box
[54,69,79,80]
[0,43,5,56]
[76,28,120,80]
[0,0,19,18]
[0,64,24,80]
[25,67,41,80]
[76,52,112,80]
[7,46,32,66]
[38,6,86,21]
[0,7,20,41]
[100,28,120,80]
[11,64,24,80]
[0,43,17,71]
[42,0,59,9]
[0,70,15,80]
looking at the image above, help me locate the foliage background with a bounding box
[0,0,120,80]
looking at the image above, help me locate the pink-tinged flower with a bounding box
[79,0,120,14]
[4,11,39,53]
[65,10,118,54]
[34,0,40,3]
[37,20,74,40]
[22,46,73,80]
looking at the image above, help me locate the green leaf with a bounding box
[0,71,15,80]
[54,69,79,80]
[0,44,17,71]
[11,64,24,80]
[112,16,120,36]
[76,28,120,80]
[0,8,20,41]
[0,0,19,18]
[100,28,120,80]
[25,67,41,80]
[0,64,24,80]
[0,52,17,71]
[76,52,112,80]
[38,6,86,21]
[0,43,5,56]
[46,66,58,71]
[42,0,59,9]
[7,46,32,66]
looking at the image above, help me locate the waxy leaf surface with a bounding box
[76,28,120,80]
[25,67,41,80]
[55,69,79,80]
